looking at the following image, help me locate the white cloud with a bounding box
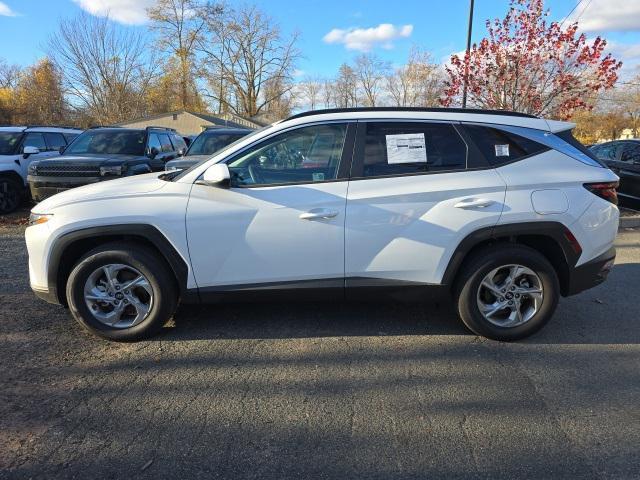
[568,0,640,32]
[72,0,155,25]
[0,1,18,16]
[323,23,413,52]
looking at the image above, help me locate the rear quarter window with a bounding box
[463,125,549,166]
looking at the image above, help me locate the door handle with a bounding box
[299,208,339,220]
[454,198,494,209]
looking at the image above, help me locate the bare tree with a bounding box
[354,54,389,107]
[48,13,157,124]
[297,75,323,110]
[386,48,442,107]
[334,64,358,108]
[0,59,21,89]
[147,0,214,111]
[200,4,300,117]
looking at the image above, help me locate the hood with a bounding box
[34,172,167,212]
[34,153,146,166]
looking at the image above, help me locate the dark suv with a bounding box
[164,127,252,172]
[28,126,187,201]
[590,140,640,207]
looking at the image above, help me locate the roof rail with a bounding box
[25,124,81,130]
[88,125,125,129]
[145,125,177,132]
[286,107,539,121]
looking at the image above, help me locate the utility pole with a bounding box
[462,0,475,108]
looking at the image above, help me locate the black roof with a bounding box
[287,107,538,121]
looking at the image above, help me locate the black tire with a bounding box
[454,243,560,341]
[66,242,178,341]
[0,177,23,214]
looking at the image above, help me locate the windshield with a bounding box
[0,132,22,155]
[186,131,250,156]
[171,126,270,181]
[65,130,146,156]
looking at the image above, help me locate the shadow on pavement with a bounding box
[160,262,640,345]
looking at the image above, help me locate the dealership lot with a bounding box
[1,220,640,479]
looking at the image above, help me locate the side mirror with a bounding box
[59,146,66,154]
[177,148,186,156]
[23,145,40,158]
[149,146,160,159]
[202,163,230,187]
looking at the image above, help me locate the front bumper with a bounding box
[28,175,101,201]
[565,246,616,296]
[31,285,60,305]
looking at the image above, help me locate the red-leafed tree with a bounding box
[441,0,622,119]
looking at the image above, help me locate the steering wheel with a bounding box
[248,164,262,184]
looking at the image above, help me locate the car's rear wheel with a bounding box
[455,244,560,341]
[0,177,22,214]
[66,243,178,341]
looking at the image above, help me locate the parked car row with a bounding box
[0,125,252,213]
[25,107,619,343]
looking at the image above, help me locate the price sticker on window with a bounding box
[495,144,510,157]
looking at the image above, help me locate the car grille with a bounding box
[33,164,100,177]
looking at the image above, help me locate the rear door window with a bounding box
[462,125,548,166]
[620,142,640,163]
[590,143,620,162]
[355,122,467,178]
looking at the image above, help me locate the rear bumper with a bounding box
[28,175,101,201]
[565,246,616,296]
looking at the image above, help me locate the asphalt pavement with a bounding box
[1,223,639,479]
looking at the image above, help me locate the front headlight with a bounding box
[100,165,124,176]
[28,164,37,175]
[28,213,53,227]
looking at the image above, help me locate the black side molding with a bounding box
[441,221,582,287]
[47,224,191,304]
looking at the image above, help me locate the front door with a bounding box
[186,122,354,295]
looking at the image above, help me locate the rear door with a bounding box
[344,120,506,290]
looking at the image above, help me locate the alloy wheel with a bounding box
[476,264,544,328]
[83,264,154,329]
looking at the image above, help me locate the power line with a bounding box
[559,0,584,28]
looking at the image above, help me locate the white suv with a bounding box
[25,108,619,341]
[0,125,83,213]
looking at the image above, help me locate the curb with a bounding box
[619,216,640,229]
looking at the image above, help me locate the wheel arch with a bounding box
[49,224,192,305]
[0,169,26,186]
[442,222,581,297]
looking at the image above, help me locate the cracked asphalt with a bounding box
[1,221,639,479]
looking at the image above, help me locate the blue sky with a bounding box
[1,0,640,78]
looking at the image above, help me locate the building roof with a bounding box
[115,110,262,129]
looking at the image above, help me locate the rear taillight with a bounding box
[584,182,618,205]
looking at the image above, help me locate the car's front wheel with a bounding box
[455,244,560,341]
[66,243,178,341]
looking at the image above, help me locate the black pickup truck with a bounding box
[28,126,187,202]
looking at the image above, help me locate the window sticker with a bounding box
[495,144,510,157]
[312,172,325,181]
[386,133,427,164]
